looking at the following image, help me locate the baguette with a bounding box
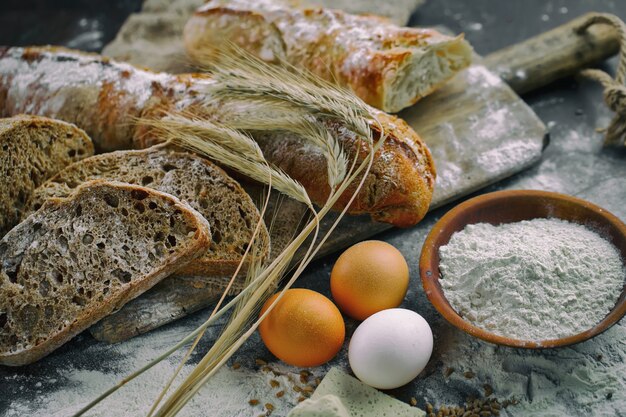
[25,147,270,277]
[0,180,211,366]
[141,0,422,26]
[0,115,94,237]
[0,46,435,227]
[183,0,472,113]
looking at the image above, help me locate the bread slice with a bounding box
[0,115,94,238]
[24,147,270,277]
[0,180,211,366]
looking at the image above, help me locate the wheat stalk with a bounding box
[147,48,382,415]
[193,44,373,140]
[153,132,384,417]
[213,102,348,187]
[140,115,312,208]
[146,179,274,417]
[151,117,383,417]
[71,44,387,417]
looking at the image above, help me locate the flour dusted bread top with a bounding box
[25,147,270,277]
[0,180,211,366]
[0,46,195,152]
[141,0,421,26]
[0,115,94,237]
[184,0,472,112]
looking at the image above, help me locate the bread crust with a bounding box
[0,46,434,227]
[0,180,211,366]
[183,0,473,112]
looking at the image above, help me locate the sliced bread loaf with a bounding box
[0,180,211,366]
[24,147,270,277]
[0,115,94,237]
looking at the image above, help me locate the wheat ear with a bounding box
[71,44,386,417]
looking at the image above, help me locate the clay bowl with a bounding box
[420,190,626,348]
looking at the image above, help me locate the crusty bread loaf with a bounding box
[309,0,424,26]
[183,0,472,112]
[0,180,211,366]
[0,115,94,237]
[25,147,270,277]
[141,0,422,26]
[0,46,435,227]
[0,46,186,152]
[102,0,422,75]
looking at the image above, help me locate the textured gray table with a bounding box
[1,1,625,416]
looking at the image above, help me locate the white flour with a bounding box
[439,218,624,341]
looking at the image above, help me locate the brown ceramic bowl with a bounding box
[420,190,626,348]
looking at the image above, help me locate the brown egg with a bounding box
[331,240,409,320]
[259,289,345,367]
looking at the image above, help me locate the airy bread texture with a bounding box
[183,0,473,112]
[0,115,94,237]
[0,46,435,227]
[25,147,270,277]
[0,180,211,366]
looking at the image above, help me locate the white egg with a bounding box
[348,308,433,389]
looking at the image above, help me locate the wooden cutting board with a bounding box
[91,10,619,342]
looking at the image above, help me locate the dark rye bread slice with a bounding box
[24,147,270,277]
[0,180,211,366]
[0,114,94,237]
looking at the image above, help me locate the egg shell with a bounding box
[348,308,433,389]
[259,289,345,367]
[331,240,409,321]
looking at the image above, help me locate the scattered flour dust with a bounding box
[437,323,626,417]
[3,321,305,417]
[439,218,624,341]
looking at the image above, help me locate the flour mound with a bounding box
[439,218,624,341]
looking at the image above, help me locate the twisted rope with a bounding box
[576,13,626,146]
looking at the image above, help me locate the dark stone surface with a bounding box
[1,1,625,416]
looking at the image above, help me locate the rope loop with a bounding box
[604,83,626,113]
[576,13,626,146]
